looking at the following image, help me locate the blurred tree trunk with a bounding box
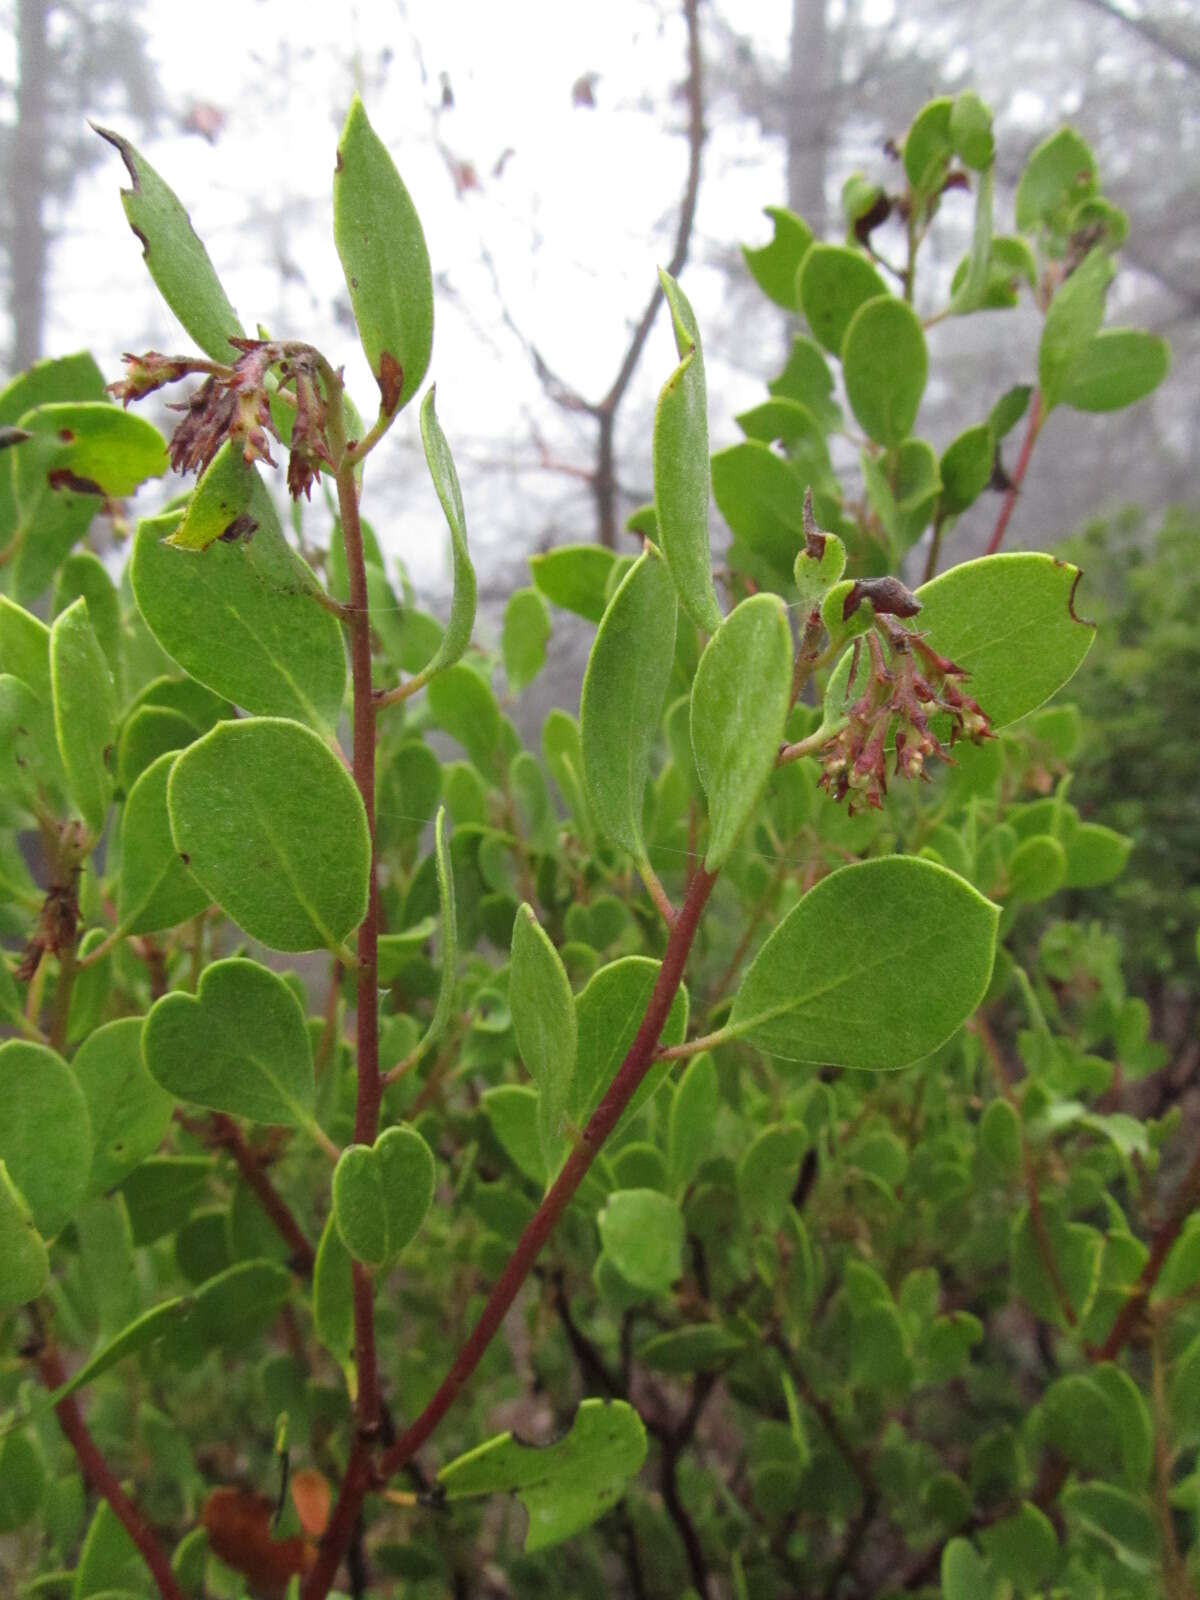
[786,0,829,240]
[11,0,51,370]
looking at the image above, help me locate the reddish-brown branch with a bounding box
[301,865,719,1600]
[1095,1140,1200,1360]
[985,390,1043,554]
[38,1344,185,1600]
[207,1114,315,1275]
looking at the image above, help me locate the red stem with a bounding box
[985,389,1043,555]
[302,864,719,1599]
[1096,1141,1200,1360]
[39,1345,185,1600]
[202,1114,315,1273]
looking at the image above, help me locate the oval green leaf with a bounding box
[581,547,677,861]
[75,1018,174,1198]
[167,719,369,953]
[598,1189,685,1293]
[0,1161,49,1310]
[1038,247,1113,411]
[0,1041,91,1235]
[691,594,793,870]
[117,751,210,936]
[502,586,550,695]
[798,245,888,356]
[1060,328,1170,413]
[842,296,928,447]
[94,125,244,362]
[50,597,117,837]
[332,1124,436,1269]
[653,270,722,636]
[333,96,433,417]
[729,857,999,1068]
[510,904,577,1172]
[131,492,346,733]
[164,438,259,552]
[142,957,315,1126]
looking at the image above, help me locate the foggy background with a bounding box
[2,0,1196,634]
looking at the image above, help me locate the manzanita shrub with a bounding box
[0,91,1191,1600]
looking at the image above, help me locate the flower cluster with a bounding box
[109,339,337,500]
[819,617,993,814]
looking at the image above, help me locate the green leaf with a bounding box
[482,1085,545,1185]
[171,1259,292,1360]
[1039,248,1114,411]
[904,98,953,194]
[581,547,677,861]
[52,551,123,695]
[729,857,998,1068]
[913,552,1094,730]
[1015,127,1097,233]
[74,1018,174,1197]
[119,1156,213,1246]
[711,442,809,585]
[426,664,500,772]
[1007,834,1067,902]
[377,738,441,848]
[143,960,312,1139]
[653,270,723,635]
[502,587,550,695]
[333,1125,435,1269]
[439,1398,647,1552]
[572,957,689,1131]
[163,439,258,552]
[949,91,994,170]
[510,904,577,1171]
[143,958,315,1127]
[1060,328,1170,413]
[667,1052,718,1191]
[333,96,433,416]
[0,1429,45,1531]
[691,594,793,870]
[842,296,927,446]
[738,1123,807,1229]
[977,1097,1021,1176]
[411,807,458,1064]
[638,1324,747,1374]
[0,1160,49,1309]
[0,1041,91,1235]
[50,598,117,837]
[1061,1483,1158,1575]
[167,718,370,953]
[939,424,994,517]
[941,1536,988,1600]
[797,245,888,356]
[38,1298,193,1419]
[767,336,840,432]
[313,1213,355,1373]
[73,1496,153,1599]
[14,403,165,512]
[117,751,210,935]
[131,494,346,733]
[598,1190,685,1293]
[94,125,244,360]
[415,388,476,675]
[1155,1215,1200,1301]
[742,206,813,309]
[948,164,994,315]
[529,544,618,623]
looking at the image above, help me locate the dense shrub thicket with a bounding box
[0,91,1193,1600]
